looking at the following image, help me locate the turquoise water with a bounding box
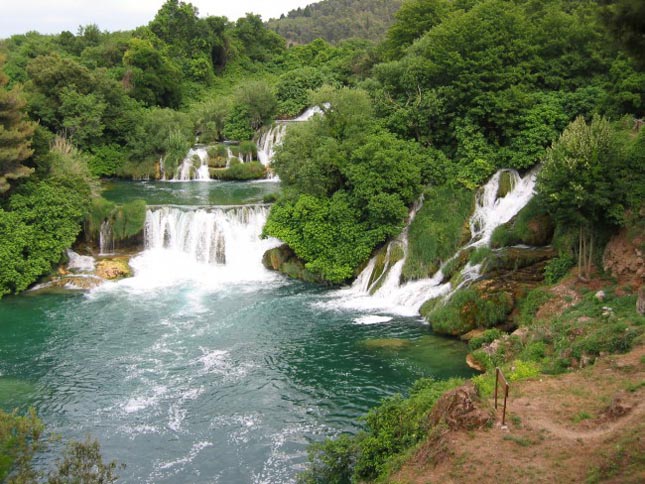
[0,182,472,483]
[101,180,280,206]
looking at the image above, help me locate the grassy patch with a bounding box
[402,186,473,281]
[490,198,554,248]
[503,435,535,447]
[426,287,514,336]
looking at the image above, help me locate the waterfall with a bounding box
[175,147,210,181]
[257,124,287,168]
[140,205,280,283]
[467,169,536,248]
[324,169,537,316]
[99,220,114,256]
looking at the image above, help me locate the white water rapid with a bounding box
[322,169,538,317]
[176,147,211,181]
[257,124,287,168]
[106,204,281,291]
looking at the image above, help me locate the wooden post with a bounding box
[502,383,509,426]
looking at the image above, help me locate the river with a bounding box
[0,180,472,483]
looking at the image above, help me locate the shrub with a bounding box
[214,161,266,181]
[544,254,575,283]
[403,186,473,281]
[426,288,513,336]
[517,287,553,325]
[468,328,503,351]
[299,378,464,483]
[469,247,492,265]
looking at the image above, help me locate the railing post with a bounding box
[502,383,509,426]
[494,367,500,409]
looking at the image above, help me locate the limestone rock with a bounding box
[95,258,132,280]
[603,228,645,288]
[262,245,325,283]
[638,286,645,315]
[466,354,486,372]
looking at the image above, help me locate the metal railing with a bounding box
[495,367,510,426]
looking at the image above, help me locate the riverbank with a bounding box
[393,344,644,483]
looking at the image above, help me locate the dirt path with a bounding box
[392,346,645,483]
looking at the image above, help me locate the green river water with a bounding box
[0,181,472,483]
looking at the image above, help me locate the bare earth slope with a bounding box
[393,345,645,483]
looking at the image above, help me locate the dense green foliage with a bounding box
[0,138,93,297]
[268,0,403,45]
[422,287,514,336]
[403,186,472,281]
[263,87,432,282]
[0,55,35,193]
[299,378,464,483]
[0,409,121,483]
[537,116,644,279]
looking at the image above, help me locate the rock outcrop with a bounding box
[262,245,325,283]
[428,382,493,430]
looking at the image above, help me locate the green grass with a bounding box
[425,287,514,336]
[402,186,473,281]
[490,198,554,248]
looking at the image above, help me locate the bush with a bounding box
[469,329,503,351]
[517,288,553,325]
[88,144,125,177]
[426,287,513,336]
[299,378,464,483]
[213,161,266,181]
[403,186,473,281]
[469,247,492,265]
[490,198,554,248]
[544,254,575,283]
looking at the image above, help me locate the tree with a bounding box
[0,55,36,193]
[1,408,122,483]
[537,115,627,279]
[600,0,645,67]
[122,38,182,108]
[384,0,453,58]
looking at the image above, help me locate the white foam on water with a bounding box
[66,250,95,272]
[353,315,393,325]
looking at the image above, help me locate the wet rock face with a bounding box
[262,245,325,284]
[603,227,644,288]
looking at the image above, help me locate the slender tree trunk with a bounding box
[578,225,584,279]
[587,232,594,279]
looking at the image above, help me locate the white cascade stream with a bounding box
[172,106,325,181]
[99,219,114,256]
[323,169,538,317]
[176,147,211,181]
[113,204,281,290]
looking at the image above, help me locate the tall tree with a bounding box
[537,115,627,280]
[0,56,35,194]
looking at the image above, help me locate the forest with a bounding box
[1,0,643,296]
[1,0,644,481]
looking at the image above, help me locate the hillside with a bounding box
[394,345,645,483]
[267,0,402,45]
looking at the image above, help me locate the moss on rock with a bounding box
[262,245,325,283]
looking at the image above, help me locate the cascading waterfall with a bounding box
[170,106,326,181]
[99,220,114,255]
[257,124,287,168]
[327,169,537,317]
[176,147,211,181]
[132,204,281,286]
